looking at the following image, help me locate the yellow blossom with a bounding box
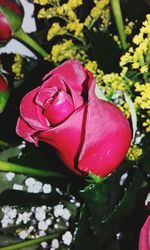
[47,23,66,41]
[12,54,24,80]
[33,0,50,5]
[127,144,143,161]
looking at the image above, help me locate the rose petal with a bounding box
[35,104,87,175]
[20,87,50,130]
[35,87,58,107]
[69,89,84,109]
[43,60,87,94]
[44,90,75,125]
[41,74,67,92]
[16,117,37,144]
[139,216,150,250]
[78,72,132,176]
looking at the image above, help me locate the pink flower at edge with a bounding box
[139,216,150,250]
[16,60,132,177]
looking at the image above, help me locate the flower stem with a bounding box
[0,231,63,250]
[14,28,49,58]
[110,0,128,50]
[0,161,65,178]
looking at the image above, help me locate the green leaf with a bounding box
[0,172,26,194]
[0,6,22,33]
[72,205,101,250]
[0,146,21,161]
[0,91,9,113]
[0,230,64,250]
[82,166,146,243]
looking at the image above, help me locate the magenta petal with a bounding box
[78,99,132,176]
[139,216,150,250]
[20,87,49,130]
[41,74,67,92]
[16,117,37,144]
[70,89,84,109]
[36,105,87,175]
[43,60,87,94]
[78,72,132,176]
[44,90,75,125]
[35,87,58,107]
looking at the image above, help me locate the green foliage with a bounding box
[0,92,9,113]
[0,5,22,33]
[73,162,149,249]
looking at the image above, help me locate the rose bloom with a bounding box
[0,0,23,42]
[16,60,132,177]
[139,216,150,250]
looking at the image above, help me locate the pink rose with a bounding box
[0,0,23,43]
[139,216,150,250]
[16,60,132,177]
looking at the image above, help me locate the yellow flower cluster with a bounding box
[34,0,50,5]
[37,0,84,41]
[85,60,104,85]
[101,73,133,116]
[12,54,24,80]
[38,0,82,20]
[127,144,143,161]
[125,19,136,36]
[50,40,87,63]
[67,0,82,9]
[118,15,150,132]
[134,82,150,132]
[120,14,150,78]
[47,23,66,41]
[135,82,150,109]
[66,19,84,37]
[84,0,110,30]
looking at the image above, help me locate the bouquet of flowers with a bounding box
[0,0,149,249]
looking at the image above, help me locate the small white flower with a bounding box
[35,207,46,221]
[6,172,15,181]
[51,239,59,249]
[7,208,17,219]
[62,231,73,246]
[25,177,35,186]
[38,221,48,231]
[22,212,32,224]
[43,184,52,194]
[61,208,71,220]
[41,241,48,248]
[19,230,28,240]
[13,184,23,191]
[53,204,64,218]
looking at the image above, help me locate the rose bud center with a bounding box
[43,89,74,126]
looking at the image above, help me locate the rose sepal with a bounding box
[0,91,9,113]
[0,4,23,34]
